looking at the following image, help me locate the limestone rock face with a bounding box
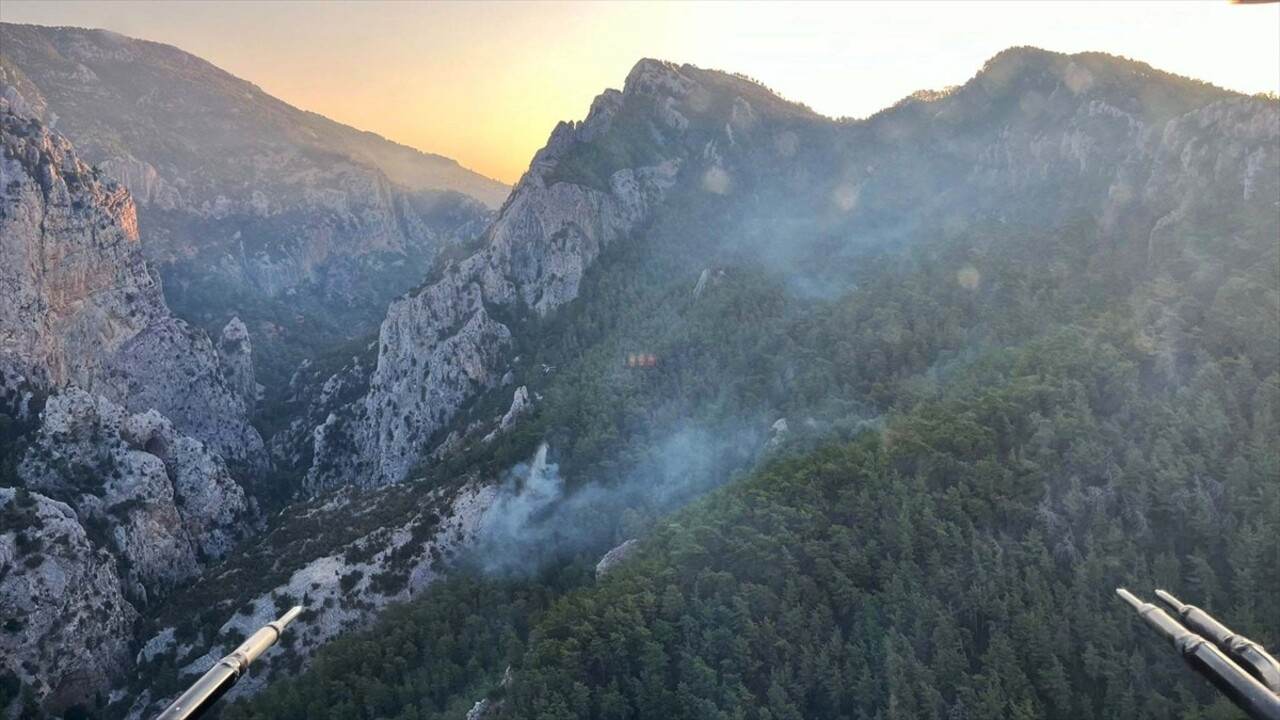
[0,109,156,390]
[217,317,259,414]
[500,386,531,431]
[305,63,689,492]
[97,153,181,210]
[18,389,250,600]
[2,388,250,715]
[0,109,264,463]
[0,488,138,716]
[595,538,640,579]
[0,24,505,363]
[0,107,257,715]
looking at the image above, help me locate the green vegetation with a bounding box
[226,114,1278,719]
[224,577,569,720]
[504,325,1278,719]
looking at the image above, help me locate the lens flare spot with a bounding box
[957,265,981,290]
[1064,62,1096,96]
[702,166,731,195]
[774,131,798,158]
[832,183,861,213]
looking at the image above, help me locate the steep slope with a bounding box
[0,487,138,717]
[302,59,819,491]
[0,23,504,399]
[0,109,262,717]
[302,49,1277,493]
[0,24,507,208]
[0,108,262,461]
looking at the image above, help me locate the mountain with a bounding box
[0,24,508,205]
[299,49,1277,493]
[77,47,1272,720]
[0,109,262,462]
[223,50,1278,720]
[0,109,259,716]
[0,23,508,401]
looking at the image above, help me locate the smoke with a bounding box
[470,423,763,575]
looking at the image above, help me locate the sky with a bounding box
[3,1,1278,184]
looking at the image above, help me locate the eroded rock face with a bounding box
[2,388,251,715]
[0,108,264,464]
[0,25,505,365]
[97,153,181,210]
[305,63,687,492]
[0,108,156,391]
[18,389,250,601]
[217,317,260,414]
[500,386,530,431]
[0,488,138,716]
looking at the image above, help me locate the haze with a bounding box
[3,0,1277,184]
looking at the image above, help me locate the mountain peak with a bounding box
[966,46,1239,121]
[621,57,817,118]
[623,58,694,98]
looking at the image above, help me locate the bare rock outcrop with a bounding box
[19,389,250,599]
[0,488,138,716]
[0,109,264,464]
[305,62,689,492]
[2,388,251,715]
[217,317,260,414]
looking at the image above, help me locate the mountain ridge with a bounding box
[298,47,1273,492]
[0,22,510,206]
[220,47,1278,720]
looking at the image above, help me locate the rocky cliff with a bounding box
[1,108,259,716]
[0,488,138,716]
[0,108,263,462]
[18,389,251,597]
[305,61,690,491]
[217,317,260,414]
[0,23,504,402]
[1,389,252,716]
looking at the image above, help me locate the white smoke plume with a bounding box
[470,423,763,575]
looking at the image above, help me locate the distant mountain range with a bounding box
[0,24,509,206]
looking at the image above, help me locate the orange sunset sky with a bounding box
[3,1,1277,184]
